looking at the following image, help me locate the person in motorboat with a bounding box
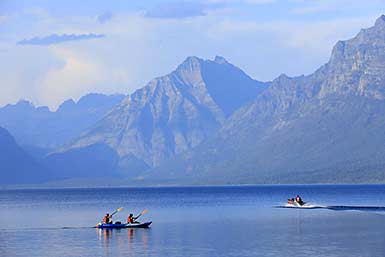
[295,195,304,206]
[103,213,113,224]
[127,213,140,224]
[287,198,295,204]
[287,196,305,206]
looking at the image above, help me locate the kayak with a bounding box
[96,221,152,229]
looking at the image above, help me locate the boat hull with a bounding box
[96,222,152,229]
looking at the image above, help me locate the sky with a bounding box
[0,0,384,110]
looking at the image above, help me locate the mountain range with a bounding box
[0,126,50,184]
[66,56,268,174]
[1,15,385,185]
[0,93,125,149]
[149,15,385,184]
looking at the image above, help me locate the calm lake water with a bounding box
[1,185,385,257]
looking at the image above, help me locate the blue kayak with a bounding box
[96,221,152,229]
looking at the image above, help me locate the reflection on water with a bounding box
[96,228,151,256]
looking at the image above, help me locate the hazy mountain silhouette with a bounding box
[44,143,120,180]
[0,93,125,149]
[0,127,50,184]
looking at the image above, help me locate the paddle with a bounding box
[96,207,123,226]
[135,209,148,219]
[110,207,124,217]
[130,209,148,223]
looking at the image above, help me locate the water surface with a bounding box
[1,185,385,257]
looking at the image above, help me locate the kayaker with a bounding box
[127,213,140,224]
[103,213,112,224]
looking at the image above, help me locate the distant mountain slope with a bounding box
[44,143,120,180]
[0,93,125,148]
[0,127,50,184]
[69,56,268,170]
[149,15,385,184]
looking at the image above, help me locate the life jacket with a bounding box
[127,217,133,223]
[103,216,109,223]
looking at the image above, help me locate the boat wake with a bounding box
[276,204,385,212]
[325,206,385,212]
[277,204,325,209]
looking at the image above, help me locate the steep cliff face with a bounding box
[70,56,268,168]
[318,15,385,99]
[149,16,385,184]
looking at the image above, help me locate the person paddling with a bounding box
[127,213,140,224]
[103,213,113,224]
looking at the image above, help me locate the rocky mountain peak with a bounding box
[176,56,203,72]
[328,40,346,64]
[150,16,385,184]
[69,55,268,168]
[351,15,385,44]
[328,15,385,69]
[214,56,228,64]
[375,14,385,27]
[173,56,205,86]
[176,56,231,74]
[272,73,292,86]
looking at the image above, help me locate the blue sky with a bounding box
[0,0,384,109]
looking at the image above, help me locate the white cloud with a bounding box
[291,0,385,15]
[38,47,105,108]
[0,6,382,109]
[203,14,377,79]
[0,44,61,107]
[28,13,179,109]
[266,17,375,52]
[18,33,105,45]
